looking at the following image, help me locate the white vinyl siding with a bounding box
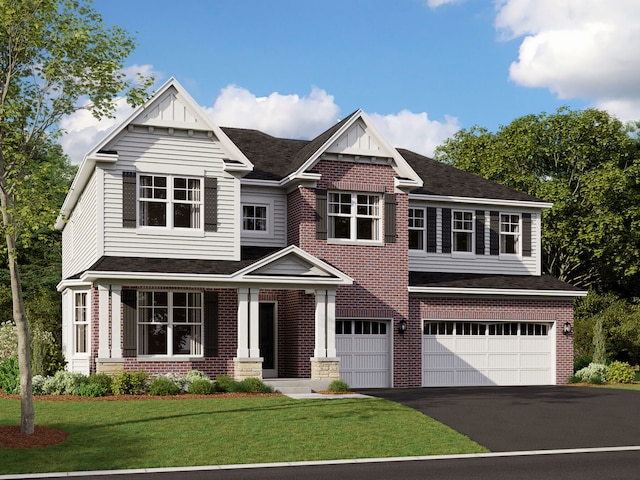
[408,202,541,276]
[101,129,239,260]
[61,172,99,279]
[240,187,286,247]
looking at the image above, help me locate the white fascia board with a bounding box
[56,278,94,292]
[409,286,587,297]
[408,193,553,209]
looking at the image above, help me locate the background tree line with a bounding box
[435,107,640,367]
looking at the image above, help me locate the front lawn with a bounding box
[0,395,487,475]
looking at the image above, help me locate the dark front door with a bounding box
[259,302,276,377]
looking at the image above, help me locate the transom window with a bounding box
[500,214,521,254]
[139,175,202,229]
[423,321,548,336]
[328,192,381,242]
[409,208,425,250]
[74,292,88,354]
[242,205,267,231]
[452,210,473,252]
[137,291,203,356]
[336,320,388,335]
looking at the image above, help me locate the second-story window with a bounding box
[328,192,381,241]
[139,175,201,229]
[409,208,425,250]
[243,205,267,231]
[452,210,473,252]
[500,214,520,254]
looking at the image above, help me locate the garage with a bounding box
[336,319,391,388]
[422,321,553,387]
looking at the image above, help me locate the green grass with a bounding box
[0,396,487,475]
[595,383,640,391]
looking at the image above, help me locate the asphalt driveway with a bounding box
[358,386,640,452]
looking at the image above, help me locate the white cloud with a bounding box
[370,110,461,157]
[204,85,341,140]
[426,0,463,7]
[496,0,640,119]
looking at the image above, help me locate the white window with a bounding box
[242,205,268,232]
[500,214,520,254]
[409,208,425,250]
[74,292,89,354]
[452,210,473,252]
[328,192,381,242]
[137,291,203,356]
[139,175,202,229]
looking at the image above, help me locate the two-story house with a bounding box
[56,78,585,388]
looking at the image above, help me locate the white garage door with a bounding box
[423,321,553,387]
[336,319,391,388]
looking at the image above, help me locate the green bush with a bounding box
[32,374,46,395]
[232,377,273,393]
[574,362,608,384]
[606,361,636,384]
[77,383,109,398]
[87,373,113,393]
[327,379,350,393]
[111,370,148,395]
[188,379,213,395]
[214,374,235,392]
[573,355,592,373]
[42,370,88,395]
[148,376,181,396]
[0,356,20,394]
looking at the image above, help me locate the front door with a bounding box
[259,302,277,378]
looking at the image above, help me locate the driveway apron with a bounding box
[358,386,640,452]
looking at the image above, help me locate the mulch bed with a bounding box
[0,426,68,449]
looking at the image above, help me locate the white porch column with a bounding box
[326,290,337,357]
[111,286,122,358]
[98,285,110,358]
[237,288,250,358]
[248,288,261,358]
[314,289,328,358]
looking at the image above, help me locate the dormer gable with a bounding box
[326,119,385,156]
[132,86,207,129]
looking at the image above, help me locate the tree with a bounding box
[0,0,151,434]
[435,108,640,295]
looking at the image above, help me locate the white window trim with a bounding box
[241,196,274,239]
[137,291,204,358]
[327,191,383,245]
[137,173,204,232]
[499,212,522,258]
[409,207,426,251]
[451,209,475,256]
[73,292,90,357]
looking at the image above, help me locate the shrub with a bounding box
[111,370,148,395]
[0,322,17,360]
[0,357,20,394]
[148,376,182,396]
[214,374,235,393]
[32,374,47,395]
[327,379,350,393]
[574,362,608,384]
[233,377,273,393]
[573,355,592,373]
[605,361,635,384]
[87,373,113,393]
[188,379,213,395]
[77,383,110,398]
[42,370,88,395]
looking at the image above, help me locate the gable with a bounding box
[250,255,333,277]
[326,119,386,156]
[132,86,207,128]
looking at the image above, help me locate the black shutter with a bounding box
[384,193,397,243]
[475,210,485,255]
[490,211,500,256]
[522,213,532,257]
[426,207,437,253]
[441,208,451,254]
[122,172,137,228]
[204,177,218,232]
[316,189,327,240]
[122,289,137,357]
[204,291,219,357]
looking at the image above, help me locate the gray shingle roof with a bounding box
[409,271,582,292]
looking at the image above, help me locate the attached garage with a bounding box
[422,321,554,387]
[336,319,391,388]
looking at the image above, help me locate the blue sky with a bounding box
[61,0,640,164]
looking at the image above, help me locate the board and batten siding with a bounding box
[62,171,99,279]
[240,186,287,248]
[101,130,239,261]
[408,202,541,276]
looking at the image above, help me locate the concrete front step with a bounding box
[263,378,331,394]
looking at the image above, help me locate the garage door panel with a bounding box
[488,338,519,352]
[521,354,550,368]
[337,320,391,388]
[488,354,519,368]
[458,353,488,368]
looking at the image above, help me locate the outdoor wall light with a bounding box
[563,322,573,335]
[398,319,408,334]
